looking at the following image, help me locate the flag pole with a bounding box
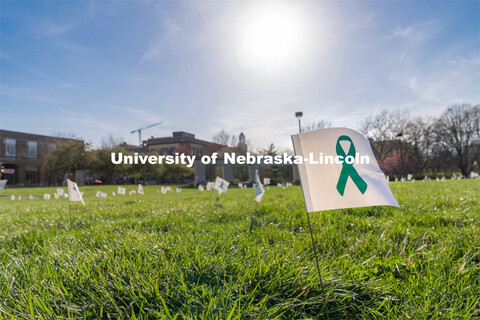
[305,210,330,320]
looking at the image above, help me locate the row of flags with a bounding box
[2,128,476,213]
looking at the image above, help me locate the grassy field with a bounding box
[0,180,479,319]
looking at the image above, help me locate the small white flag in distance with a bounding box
[10,195,15,200]
[132,190,137,194]
[54,193,59,199]
[64,193,68,198]
[0,179,7,192]
[206,182,214,191]
[292,128,398,212]
[199,185,204,191]
[29,195,34,200]
[176,187,182,193]
[67,179,85,206]
[57,188,64,196]
[112,191,116,196]
[263,178,270,185]
[117,186,126,195]
[166,186,172,192]
[43,194,51,200]
[214,176,229,194]
[161,187,167,194]
[238,183,243,189]
[138,184,144,194]
[96,191,107,198]
[277,183,282,187]
[254,170,265,202]
[407,174,413,181]
[18,195,22,200]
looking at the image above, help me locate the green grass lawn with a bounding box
[0,180,479,319]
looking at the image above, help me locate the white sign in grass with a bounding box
[214,176,229,194]
[96,191,107,198]
[206,182,214,191]
[117,187,126,195]
[254,170,265,202]
[0,179,7,192]
[67,179,85,206]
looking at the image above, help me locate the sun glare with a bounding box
[235,3,310,74]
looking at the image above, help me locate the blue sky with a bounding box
[1,0,479,150]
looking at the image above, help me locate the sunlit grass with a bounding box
[0,180,479,319]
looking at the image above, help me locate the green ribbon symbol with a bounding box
[336,135,368,196]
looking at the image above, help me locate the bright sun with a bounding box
[235,3,310,74]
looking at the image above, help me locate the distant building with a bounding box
[0,130,80,186]
[144,131,226,156]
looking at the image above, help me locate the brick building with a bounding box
[0,130,80,186]
[144,131,227,156]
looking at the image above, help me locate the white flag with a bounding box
[96,191,107,198]
[112,191,116,196]
[54,193,59,199]
[132,190,137,194]
[43,194,51,200]
[0,179,7,192]
[176,187,182,193]
[18,195,22,200]
[292,128,398,213]
[29,195,34,200]
[138,184,144,194]
[117,186,126,195]
[10,195,15,200]
[214,176,229,194]
[57,188,64,196]
[263,178,270,185]
[238,183,243,189]
[277,183,282,187]
[254,170,265,202]
[67,179,85,206]
[206,182,214,191]
[199,185,204,191]
[161,186,167,194]
[407,174,413,181]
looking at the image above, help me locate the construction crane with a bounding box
[131,121,163,147]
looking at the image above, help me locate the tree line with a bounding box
[360,103,479,177]
[44,103,479,185]
[44,143,192,185]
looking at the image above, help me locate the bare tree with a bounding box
[434,103,480,176]
[404,117,437,172]
[360,109,410,161]
[101,135,123,149]
[302,120,332,132]
[212,130,238,147]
